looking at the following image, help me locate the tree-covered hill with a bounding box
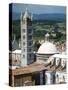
[12,19,66,43]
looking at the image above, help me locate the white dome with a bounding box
[37,41,58,54]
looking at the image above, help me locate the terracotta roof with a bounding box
[10,63,47,75]
[9,62,66,76]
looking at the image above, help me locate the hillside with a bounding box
[12,19,66,43]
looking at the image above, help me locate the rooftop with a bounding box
[9,62,66,76]
[9,63,46,75]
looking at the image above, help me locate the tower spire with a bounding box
[23,8,31,19]
[21,8,33,67]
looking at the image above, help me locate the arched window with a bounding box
[56,74,59,83]
[23,42,25,45]
[23,35,25,39]
[56,74,59,78]
[63,75,65,82]
[22,29,25,33]
[45,74,47,84]
[23,54,25,58]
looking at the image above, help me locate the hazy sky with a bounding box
[12,3,66,14]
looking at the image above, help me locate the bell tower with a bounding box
[20,9,33,67]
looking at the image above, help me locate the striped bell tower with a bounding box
[20,9,34,67]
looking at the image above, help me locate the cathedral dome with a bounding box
[37,41,58,54]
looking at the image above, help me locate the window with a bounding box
[29,48,31,52]
[27,18,32,26]
[28,35,32,40]
[23,35,25,39]
[23,42,25,45]
[28,29,32,34]
[63,76,65,81]
[28,54,31,59]
[22,29,25,33]
[23,55,25,58]
[56,74,59,78]
[29,54,31,58]
[45,74,47,84]
[23,49,25,52]
[28,42,32,46]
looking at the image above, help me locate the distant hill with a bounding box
[12,12,66,21]
[33,13,66,21]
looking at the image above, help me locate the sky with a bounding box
[12,3,66,14]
